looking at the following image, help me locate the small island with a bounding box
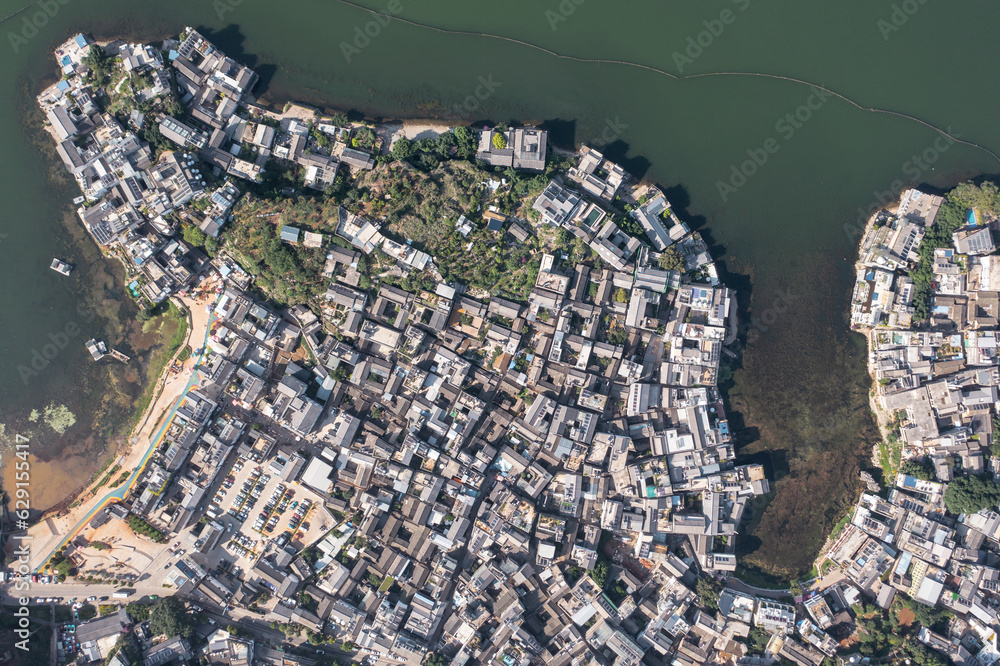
[22,27,786,666]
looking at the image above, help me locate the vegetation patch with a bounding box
[126,515,166,543]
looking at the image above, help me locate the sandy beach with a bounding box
[24,286,217,571]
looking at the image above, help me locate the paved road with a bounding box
[724,577,793,601]
[1,582,165,603]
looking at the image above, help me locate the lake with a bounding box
[1,0,998,577]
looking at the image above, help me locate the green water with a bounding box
[2,0,999,575]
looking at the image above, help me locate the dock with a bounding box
[109,349,131,363]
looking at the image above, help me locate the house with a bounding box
[569,145,626,203]
[77,608,130,662]
[159,115,207,150]
[512,128,548,171]
[340,147,375,170]
[476,126,514,167]
[143,636,191,666]
[533,181,582,227]
[46,105,78,140]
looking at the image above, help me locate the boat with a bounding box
[50,258,73,276]
[85,339,107,361]
[72,195,85,205]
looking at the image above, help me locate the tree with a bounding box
[182,224,207,248]
[900,458,935,481]
[658,246,685,271]
[391,137,414,161]
[454,126,476,158]
[588,560,609,587]
[205,235,221,256]
[614,288,628,303]
[148,597,193,639]
[696,577,723,612]
[84,45,111,83]
[944,474,1000,515]
[492,131,507,150]
[423,656,449,666]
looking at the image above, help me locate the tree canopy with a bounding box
[899,458,935,481]
[944,474,1000,515]
[658,246,685,271]
[391,137,414,162]
[588,560,609,587]
[182,224,207,248]
[148,597,193,639]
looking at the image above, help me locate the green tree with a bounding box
[84,45,112,83]
[696,577,723,612]
[423,656,449,666]
[182,224,207,248]
[588,560,609,587]
[658,246,685,271]
[900,458,935,481]
[205,235,221,256]
[391,137,414,161]
[492,131,507,150]
[614,288,628,303]
[944,474,1000,515]
[454,126,476,158]
[148,597,193,639]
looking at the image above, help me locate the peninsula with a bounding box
[4,27,825,666]
[833,182,1000,664]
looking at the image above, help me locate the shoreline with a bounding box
[22,27,763,587]
[26,288,217,571]
[850,194,907,474]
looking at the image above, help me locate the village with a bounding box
[5,23,990,666]
[836,183,1000,664]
